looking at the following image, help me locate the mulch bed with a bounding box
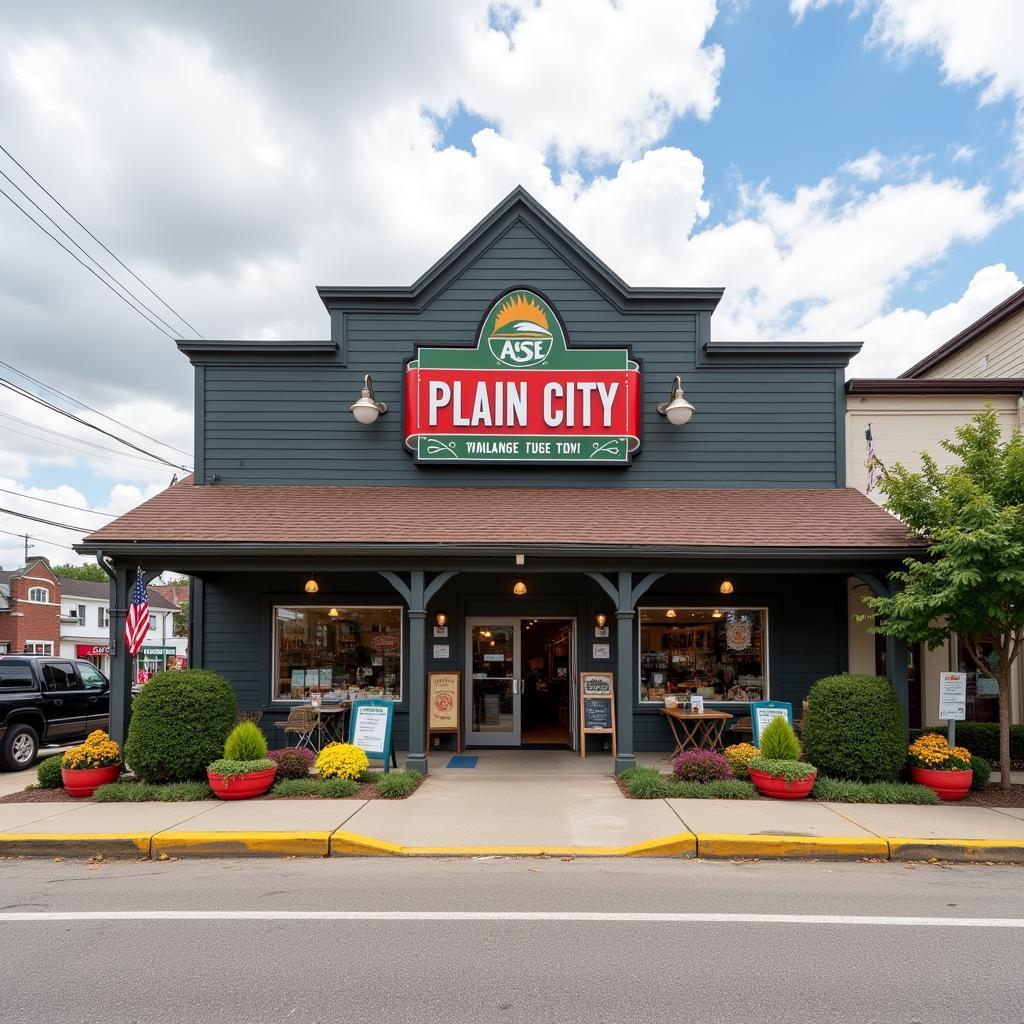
[958,784,1024,808]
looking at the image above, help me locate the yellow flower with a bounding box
[315,742,369,781]
[61,730,121,770]
[723,743,760,778]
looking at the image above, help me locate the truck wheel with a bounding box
[1,723,39,771]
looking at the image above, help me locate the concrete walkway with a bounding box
[2,749,1024,861]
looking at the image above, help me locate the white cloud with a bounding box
[842,149,886,181]
[951,143,977,163]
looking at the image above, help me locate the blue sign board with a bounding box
[348,698,398,773]
[749,701,794,747]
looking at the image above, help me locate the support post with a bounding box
[885,633,910,735]
[405,570,429,775]
[614,571,637,774]
[107,566,134,749]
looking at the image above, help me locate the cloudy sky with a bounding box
[1,0,1022,568]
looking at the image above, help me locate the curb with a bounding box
[151,831,331,858]
[0,833,151,859]
[887,837,1024,864]
[329,830,697,858]
[695,833,889,860]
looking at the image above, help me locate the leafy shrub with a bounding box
[125,669,238,783]
[620,767,757,799]
[316,742,369,781]
[376,771,421,799]
[749,757,816,781]
[759,717,802,760]
[36,754,64,789]
[92,780,214,802]
[723,743,760,779]
[671,748,733,783]
[970,755,991,791]
[620,766,671,798]
[207,757,275,779]
[223,721,267,761]
[911,723,1024,762]
[271,777,359,798]
[268,747,315,780]
[62,730,121,770]
[801,674,906,783]
[811,777,939,804]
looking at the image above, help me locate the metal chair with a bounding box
[276,706,319,751]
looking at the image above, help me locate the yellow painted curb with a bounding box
[887,837,1024,863]
[151,831,330,858]
[329,830,696,858]
[697,833,890,860]
[0,833,151,858]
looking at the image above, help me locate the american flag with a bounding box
[865,424,880,493]
[124,569,149,657]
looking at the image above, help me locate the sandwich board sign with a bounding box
[349,698,397,773]
[579,672,616,759]
[749,701,793,746]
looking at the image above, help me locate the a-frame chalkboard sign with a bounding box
[579,672,616,759]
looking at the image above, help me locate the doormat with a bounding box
[445,756,478,768]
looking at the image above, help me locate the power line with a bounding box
[0,184,178,341]
[0,487,114,519]
[0,377,191,471]
[0,526,75,552]
[0,506,94,534]
[0,143,204,340]
[0,358,193,460]
[0,166,185,339]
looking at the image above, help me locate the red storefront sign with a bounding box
[404,289,641,464]
[77,644,111,657]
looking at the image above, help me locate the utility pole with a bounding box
[23,533,32,564]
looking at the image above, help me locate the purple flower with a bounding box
[671,748,734,783]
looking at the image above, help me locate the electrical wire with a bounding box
[0,526,75,552]
[0,142,204,340]
[0,184,178,341]
[0,377,191,471]
[0,358,193,460]
[0,487,114,518]
[0,506,94,533]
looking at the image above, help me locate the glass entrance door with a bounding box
[465,619,521,746]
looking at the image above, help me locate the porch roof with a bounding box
[79,477,921,554]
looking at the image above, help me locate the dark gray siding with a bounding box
[199,568,846,755]
[200,222,843,488]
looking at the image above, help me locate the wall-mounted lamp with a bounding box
[328,608,339,618]
[350,374,388,425]
[595,613,607,628]
[435,612,447,628]
[656,375,696,426]
[513,580,527,596]
[304,576,319,594]
[711,608,723,619]
[665,608,677,619]
[719,578,734,595]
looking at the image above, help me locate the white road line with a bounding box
[0,911,1022,927]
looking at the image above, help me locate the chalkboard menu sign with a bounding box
[579,672,616,759]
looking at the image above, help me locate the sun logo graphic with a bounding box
[486,291,554,367]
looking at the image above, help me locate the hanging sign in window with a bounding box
[404,289,641,465]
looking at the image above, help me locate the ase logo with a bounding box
[486,291,554,367]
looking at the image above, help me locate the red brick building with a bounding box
[0,557,62,655]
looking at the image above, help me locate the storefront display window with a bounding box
[639,607,767,703]
[956,633,1001,723]
[274,606,402,702]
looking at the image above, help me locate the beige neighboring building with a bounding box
[845,287,1024,728]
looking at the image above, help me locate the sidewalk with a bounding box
[2,750,1024,861]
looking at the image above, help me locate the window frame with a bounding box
[637,605,770,705]
[75,661,108,691]
[26,587,49,604]
[271,604,404,704]
[98,607,109,629]
[24,641,54,655]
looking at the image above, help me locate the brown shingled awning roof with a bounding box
[81,477,918,551]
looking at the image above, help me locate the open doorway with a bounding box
[521,618,574,747]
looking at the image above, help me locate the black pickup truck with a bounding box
[0,655,111,770]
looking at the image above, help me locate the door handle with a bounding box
[52,699,63,706]
[512,678,519,696]
[88,697,98,705]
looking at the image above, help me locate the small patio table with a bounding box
[659,707,733,757]
[313,703,350,746]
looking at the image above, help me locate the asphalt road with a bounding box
[1,856,1022,1023]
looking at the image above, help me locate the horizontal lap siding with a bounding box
[202,222,840,487]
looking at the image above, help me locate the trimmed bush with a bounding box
[619,768,756,799]
[671,749,733,783]
[759,717,802,761]
[36,754,64,789]
[970,755,991,791]
[811,777,939,804]
[125,670,238,783]
[268,747,315,780]
[92,781,213,802]
[376,771,422,799]
[223,720,268,761]
[801,674,906,783]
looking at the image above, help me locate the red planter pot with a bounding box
[61,764,121,798]
[749,768,816,800]
[207,767,277,800]
[909,765,973,802]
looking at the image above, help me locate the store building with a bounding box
[78,188,921,772]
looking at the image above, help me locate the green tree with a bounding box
[865,408,1024,790]
[173,598,189,637]
[51,563,107,582]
